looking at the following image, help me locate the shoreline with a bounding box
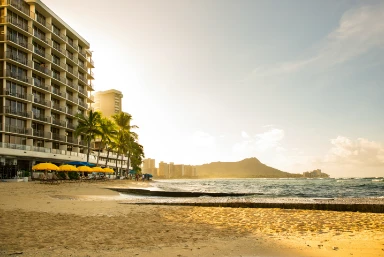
[1,180,384,257]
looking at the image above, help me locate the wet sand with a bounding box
[0,180,383,257]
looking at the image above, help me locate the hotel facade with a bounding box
[0,0,128,176]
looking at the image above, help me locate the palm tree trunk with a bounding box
[86,139,91,163]
[105,147,110,167]
[120,154,124,177]
[115,152,119,177]
[96,141,101,166]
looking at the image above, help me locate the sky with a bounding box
[44,0,384,177]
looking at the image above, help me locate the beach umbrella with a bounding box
[59,164,78,172]
[32,163,59,171]
[91,166,104,172]
[77,166,92,172]
[103,167,114,173]
[66,161,96,167]
[59,164,78,179]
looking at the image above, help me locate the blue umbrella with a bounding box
[66,161,96,167]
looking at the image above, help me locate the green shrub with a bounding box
[57,172,66,179]
[68,171,79,180]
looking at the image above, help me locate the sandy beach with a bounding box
[0,180,383,257]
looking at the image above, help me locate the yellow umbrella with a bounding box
[59,164,78,179]
[91,166,104,172]
[32,163,59,171]
[77,166,92,172]
[103,167,114,173]
[59,164,78,172]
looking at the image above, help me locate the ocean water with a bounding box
[148,178,384,198]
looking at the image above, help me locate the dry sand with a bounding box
[0,180,383,257]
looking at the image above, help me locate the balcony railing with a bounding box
[35,15,51,30]
[32,146,51,153]
[3,90,32,101]
[51,103,66,112]
[78,87,86,95]
[88,58,94,67]
[33,114,50,123]
[6,0,31,17]
[66,109,74,116]
[67,123,75,129]
[34,47,48,59]
[67,40,78,51]
[6,34,33,51]
[33,130,51,138]
[33,97,51,107]
[52,119,66,127]
[5,51,32,67]
[78,74,87,83]
[52,73,66,84]
[4,124,32,135]
[78,61,86,71]
[4,16,32,34]
[67,137,78,144]
[79,49,86,57]
[51,88,66,98]
[4,106,32,118]
[52,59,66,69]
[4,69,32,84]
[52,28,66,41]
[33,63,51,75]
[32,80,50,91]
[33,31,50,45]
[78,101,87,108]
[52,133,65,141]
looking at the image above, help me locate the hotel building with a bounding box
[0,0,128,176]
[93,89,123,118]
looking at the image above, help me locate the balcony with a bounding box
[67,80,78,90]
[33,63,51,76]
[33,97,51,107]
[67,137,78,144]
[67,123,75,129]
[66,109,75,116]
[32,146,51,153]
[52,27,66,41]
[32,80,50,92]
[52,119,66,127]
[67,40,78,51]
[51,87,66,98]
[4,69,32,84]
[6,34,33,51]
[4,16,32,34]
[78,87,86,96]
[52,73,66,84]
[4,106,32,118]
[34,47,50,60]
[78,74,87,83]
[52,133,65,141]
[3,90,32,101]
[33,31,50,46]
[79,48,86,58]
[33,130,51,139]
[6,0,31,17]
[4,124,32,135]
[78,61,86,71]
[51,103,66,112]
[4,51,32,67]
[78,101,87,109]
[87,58,95,68]
[35,15,51,30]
[33,114,50,123]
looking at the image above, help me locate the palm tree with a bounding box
[75,110,102,163]
[112,112,138,176]
[96,117,117,167]
[129,140,145,172]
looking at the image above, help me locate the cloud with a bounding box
[324,136,384,166]
[192,130,215,148]
[251,3,384,77]
[233,128,285,154]
[241,131,250,138]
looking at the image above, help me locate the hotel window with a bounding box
[6,117,26,128]
[33,41,45,57]
[6,99,26,112]
[67,50,73,60]
[32,106,45,118]
[6,81,26,97]
[52,24,60,36]
[7,28,28,48]
[35,11,46,26]
[32,73,45,86]
[8,11,28,31]
[52,54,60,65]
[51,114,59,123]
[4,135,26,145]
[79,59,85,68]
[6,63,27,78]
[67,64,73,74]
[53,40,61,51]
[67,36,73,45]
[52,69,60,80]
[53,142,60,150]
[33,26,46,42]
[52,84,61,95]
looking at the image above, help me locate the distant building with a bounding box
[93,89,123,117]
[158,161,169,178]
[303,169,329,178]
[142,158,156,175]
